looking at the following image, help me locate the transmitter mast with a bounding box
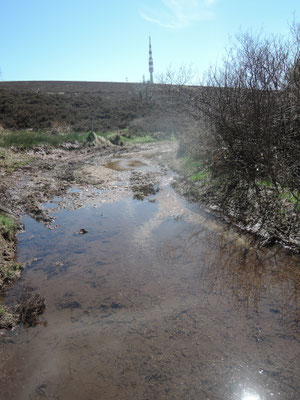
[148,36,154,83]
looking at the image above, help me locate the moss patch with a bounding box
[0,213,15,241]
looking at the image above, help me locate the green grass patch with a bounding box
[1,130,88,149]
[2,263,23,282]
[257,179,299,209]
[0,214,15,232]
[181,157,204,173]
[167,133,178,142]
[189,170,209,182]
[179,156,210,183]
[279,191,300,209]
[257,179,273,188]
[0,213,15,240]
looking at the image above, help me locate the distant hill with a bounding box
[0,81,165,99]
[0,81,161,132]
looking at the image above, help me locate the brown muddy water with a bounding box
[0,146,299,400]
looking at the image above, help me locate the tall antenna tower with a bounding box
[148,36,154,84]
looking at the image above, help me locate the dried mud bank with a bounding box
[169,158,300,254]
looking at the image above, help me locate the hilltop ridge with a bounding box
[0,81,160,132]
[0,80,164,99]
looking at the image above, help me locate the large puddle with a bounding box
[0,148,299,400]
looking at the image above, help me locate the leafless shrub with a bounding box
[51,120,71,135]
[177,119,214,159]
[129,82,156,104]
[179,27,300,246]
[157,64,196,87]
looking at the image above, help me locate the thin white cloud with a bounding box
[140,11,176,29]
[140,0,216,29]
[205,0,216,5]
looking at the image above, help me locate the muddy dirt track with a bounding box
[0,142,299,400]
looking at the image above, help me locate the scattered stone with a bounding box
[49,224,60,230]
[110,302,122,309]
[59,301,81,309]
[54,261,64,268]
[270,308,280,314]
[60,141,80,150]
[100,302,123,310]
[130,171,160,200]
[75,228,88,235]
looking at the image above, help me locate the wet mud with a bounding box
[0,143,299,400]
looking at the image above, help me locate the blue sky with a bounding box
[0,0,299,83]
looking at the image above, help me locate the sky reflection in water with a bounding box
[1,180,299,399]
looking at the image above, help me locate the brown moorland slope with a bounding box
[0,81,167,132]
[0,80,164,97]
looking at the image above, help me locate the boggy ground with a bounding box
[1,139,299,329]
[0,142,168,329]
[0,140,299,400]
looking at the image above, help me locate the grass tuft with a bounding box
[189,170,208,181]
[0,213,15,240]
[1,130,88,149]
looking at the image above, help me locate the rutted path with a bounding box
[0,142,299,400]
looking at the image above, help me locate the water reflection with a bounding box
[1,169,299,399]
[242,391,261,400]
[103,159,147,171]
[156,219,300,323]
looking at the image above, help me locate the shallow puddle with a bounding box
[103,158,147,171]
[0,149,299,400]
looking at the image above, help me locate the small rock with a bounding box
[75,228,88,235]
[54,261,64,268]
[59,301,81,309]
